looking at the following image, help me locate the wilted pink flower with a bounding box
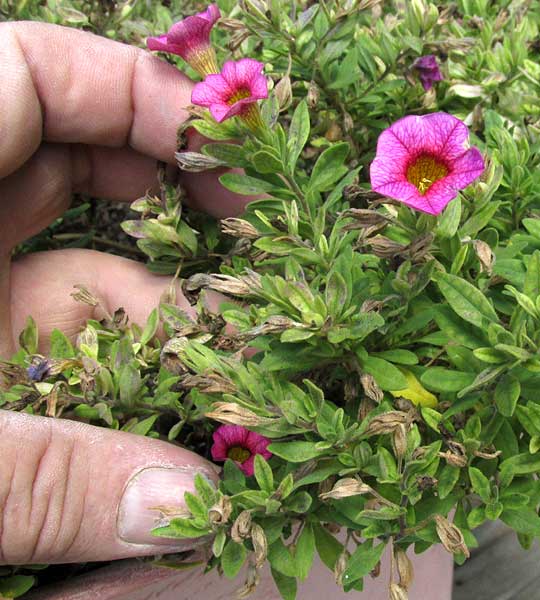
[370,113,485,215]
[211,424,272,476]
[412,55,443,91]
[147,5,220,76]
[191,59,268,130]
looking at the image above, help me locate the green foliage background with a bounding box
[1,0,540,597]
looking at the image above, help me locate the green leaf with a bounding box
[295,524,316,581]
[438,466,460,500]
[252,150,284,173]
[344,540,386,584]
[524,250,540,299]
[0,575,36,598]
[501,509,540,536]
[500,453,540,487]
[140,308,159,346]
[268,441,327,462]
[194,473,217,508]
[308,143,349,193]
[287,100,310,171]
[421,368,475,392]
[372,349,419,365]
[313,522,343,570]
[436,197,462,239]
[153,517,210,539]
[126,414,159,436]
[212,529,227,557]
[360,355,408,391]
[221,540,247,579]
[468,467,491,503]
[184,491,208,522]
[271,568,297,600]
[254,453,274,494]
[19,316,38,354]
[435,272,498,328]
[268,539,297,577]
[494,375,521,417]
[49,329,75,359]
[220,173,285,195]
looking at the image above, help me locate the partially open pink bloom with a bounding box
[412,55,443,91]
[370,112,485,215]
[147,5,220,76]
[191,59,268,129]
[211,424,272,476]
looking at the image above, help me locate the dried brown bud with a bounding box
[307,80,320,108]
[205,402,273,427]
[389,583,409,600]
[342,208,389,227]
[219,17,248,30]
[71,284,99,307]
[416,475,438,491]
[473,449,501,460]
[221,218,260,239]
[360,373,384,403]
[320,478,371,500]
[368,236,407,259]
[325,122,343,142]
[208,495,233,525]
[176,151,225,173]
[434,515,470,558]
[251,523,268,569]
[392,424,408,461]
[365,411,411,436]
[228,29,251,52]
[439,450,468,468]
[181,373,236,394]
[275,75,293,111]
[473,240,495,275]
[185,273,252,296]
[395,548,414,590]
[334,550,349,586]
[231,510,252,543]
[237,562,261,598]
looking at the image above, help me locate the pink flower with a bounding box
[147,5,220,76]
[211,424,272,476]
[370,113,485,215]
[191,59,268,129]
[412,55,443,91]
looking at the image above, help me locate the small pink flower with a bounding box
[191,59,268,128]
[211,424,272,476]
[370,112,485,215]
[412,55,443,91]
[147,5,220,76]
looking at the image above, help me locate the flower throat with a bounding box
[406,154,448,195]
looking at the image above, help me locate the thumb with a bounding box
[0,410,218,564]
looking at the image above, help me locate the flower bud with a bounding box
[231,510,253,543]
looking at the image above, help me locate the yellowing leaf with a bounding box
[390,369,438,408]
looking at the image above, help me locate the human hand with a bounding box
[0,21,244,566]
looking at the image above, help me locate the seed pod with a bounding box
[205,402,272,427]
[389,583,408,600]
[307,80,320,108]
[231,510,253,543]
[320,478,371,500]
[251,523,268,569]
[208,495,233,525]
[221,218,260,239]
[434,515,470,558]
[395,548,414,590]
[334,550,349,586]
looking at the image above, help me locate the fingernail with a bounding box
[117,467,210,546]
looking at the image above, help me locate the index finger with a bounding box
[0,21,193,178]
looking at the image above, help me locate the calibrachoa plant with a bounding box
[2,0,540,599]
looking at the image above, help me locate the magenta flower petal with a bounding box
[412,55,443,91]
[146,5,220,76]
[191,58,268,126]
[370,112,485,215]
[210,424,272,476]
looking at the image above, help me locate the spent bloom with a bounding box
[370,112,485,215]
[211,424,272,476]
[191,58,268,130]
[146,5,220,76]
[412,55,443,91]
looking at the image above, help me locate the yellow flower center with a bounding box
[227,88,251,105]
[406,154,449,195]
[227,446,251,462]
